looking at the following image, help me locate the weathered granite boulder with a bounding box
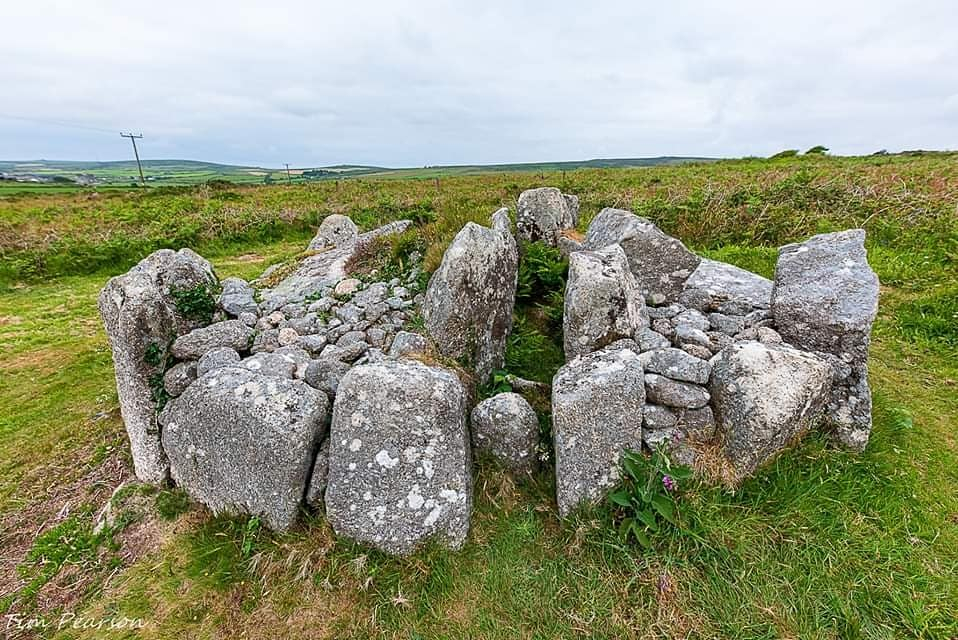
[308,214,359,250]
[639,348,711,384]
[325,359,471,555]
[584,208,700,302]
[552,340,645,517]
[98,248,217,483]
[260,219,411,306]
[563,244,649,360]
[644,373,710,409]
[680,259,773,311]
[303,356,352,396]
[163,361,197,397]
[422,221,518,382]
[771,229,879,451]
[516,187,579,246]
[388,331,429,358]
[160,366,329,530]
[218,277,258,317]
[709,341,832,480]
[196,347,241,376]
[490,206,513,235]
[171,320,254,360]
[470,392,539,473]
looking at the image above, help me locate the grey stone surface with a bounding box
[277,327,299,347]
[388,331,429,358]
[734,326,784,345]
[171,320,254,360]
[322,341,368,363]
[516,187,578,246]
[708,312,746,336]
[218,277,258,317]
[681,258,773,311]
[308,213,359,250]
[295,333,328,356]
[305,438,329,510]
[709,341,832,479]
[304,357,352,395]
[637,328,671,352]
[678,406,716,441]
[552,340,645,517]
[196,346,241,376]
[584,207,700,302]
[241,352,296,379]
[490,207,513,235]
[470,393,539,473]
[673,324,712,351]
[250,328,280,354]
[643,404,678,431]
[563,244,649,360]
[644,373,710,409]
[639,348,711,384]
[163,361,197,398]
[771,229,879,451]
[325,359,471,556]
[98,248,216,483]
[673,309,710,332]
[160,366,329,530]
[422,221,518,382]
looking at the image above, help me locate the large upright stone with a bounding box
[308,214,359,250]
[325,360,471,556]
[160,367,329,531]
[98,249,216,484]
[681,259,772,311]
[563,244,649,360]
[516,187,579,246]
[422,221,518,382]
[552,340,645,517]
[584,208,701,302]
[709,341,832,480]
[771,229,879,451]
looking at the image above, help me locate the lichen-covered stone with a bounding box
[470,393,539,473]
[171,320,254,360]
[681,258,773,311]
[639,348,711,384]
[552,340,645,517]
[163,361,197,397]
[709,341,832,479]
[98,248,217,483]
[308,214,359,250]
[563,244,649,360]
[516,187,578,246]
[160,367,328,530]
[218,277,258,317]
[771,229,879,451]
[644,373,710,409]
[422,221,518,382]
[584,207,700,302]
[388,330,429,358]
[325,360,471,555]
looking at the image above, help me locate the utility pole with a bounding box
[120,133,145,185]
[284,163,292,186]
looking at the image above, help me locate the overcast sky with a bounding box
[1,1,955,167]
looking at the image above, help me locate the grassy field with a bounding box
[0,154,956,638]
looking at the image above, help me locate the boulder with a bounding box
[516,187,579,246]
[639,348,711,384]
[644,373,710,409]
[160,367,329,530]
[680,259,773,311]
[584,207,700,302]
[98,248,217,483]
[563,244,649,360]
[196,346,241,376]
[304,357,352,396]
[171,320,254,360]
[218,277,258,317]
[422,221,518,382]
[470,392,539,473]
[771,229,879,451]
[389,331,429,358]
[325,360,472,556]
[552,340,645,517]
[709,341,832,480]
[163,361,197,397]
[308,214,359,250]
[490,206,513,235]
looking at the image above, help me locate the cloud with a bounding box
[0,0,955,165]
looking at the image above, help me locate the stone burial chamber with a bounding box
[98,187,879,555]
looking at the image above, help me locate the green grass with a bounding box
[0,153,956,638]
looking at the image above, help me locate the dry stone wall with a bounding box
[99,186,879,555]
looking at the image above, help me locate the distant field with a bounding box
[0,153,956,638]
[0,155,715,191]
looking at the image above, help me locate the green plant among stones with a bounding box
[608,445,694,550]
[478,369,513,399]
[170,282,219,324]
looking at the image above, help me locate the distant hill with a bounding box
[0,156,717,189]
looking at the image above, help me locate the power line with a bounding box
[0,113,119,135]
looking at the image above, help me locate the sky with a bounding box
[1,1,956,167]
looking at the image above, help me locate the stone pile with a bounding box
[100,186,879,556]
